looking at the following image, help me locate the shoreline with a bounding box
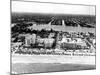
[12,54,95,65]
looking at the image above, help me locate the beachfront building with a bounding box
[57,36,87,50]
[36,36,55,48]
[25,34,36,46]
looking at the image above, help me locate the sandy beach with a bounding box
[11,54,96,74]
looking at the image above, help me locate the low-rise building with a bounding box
[59,37,87,50]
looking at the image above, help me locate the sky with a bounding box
[12,1,95,15]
